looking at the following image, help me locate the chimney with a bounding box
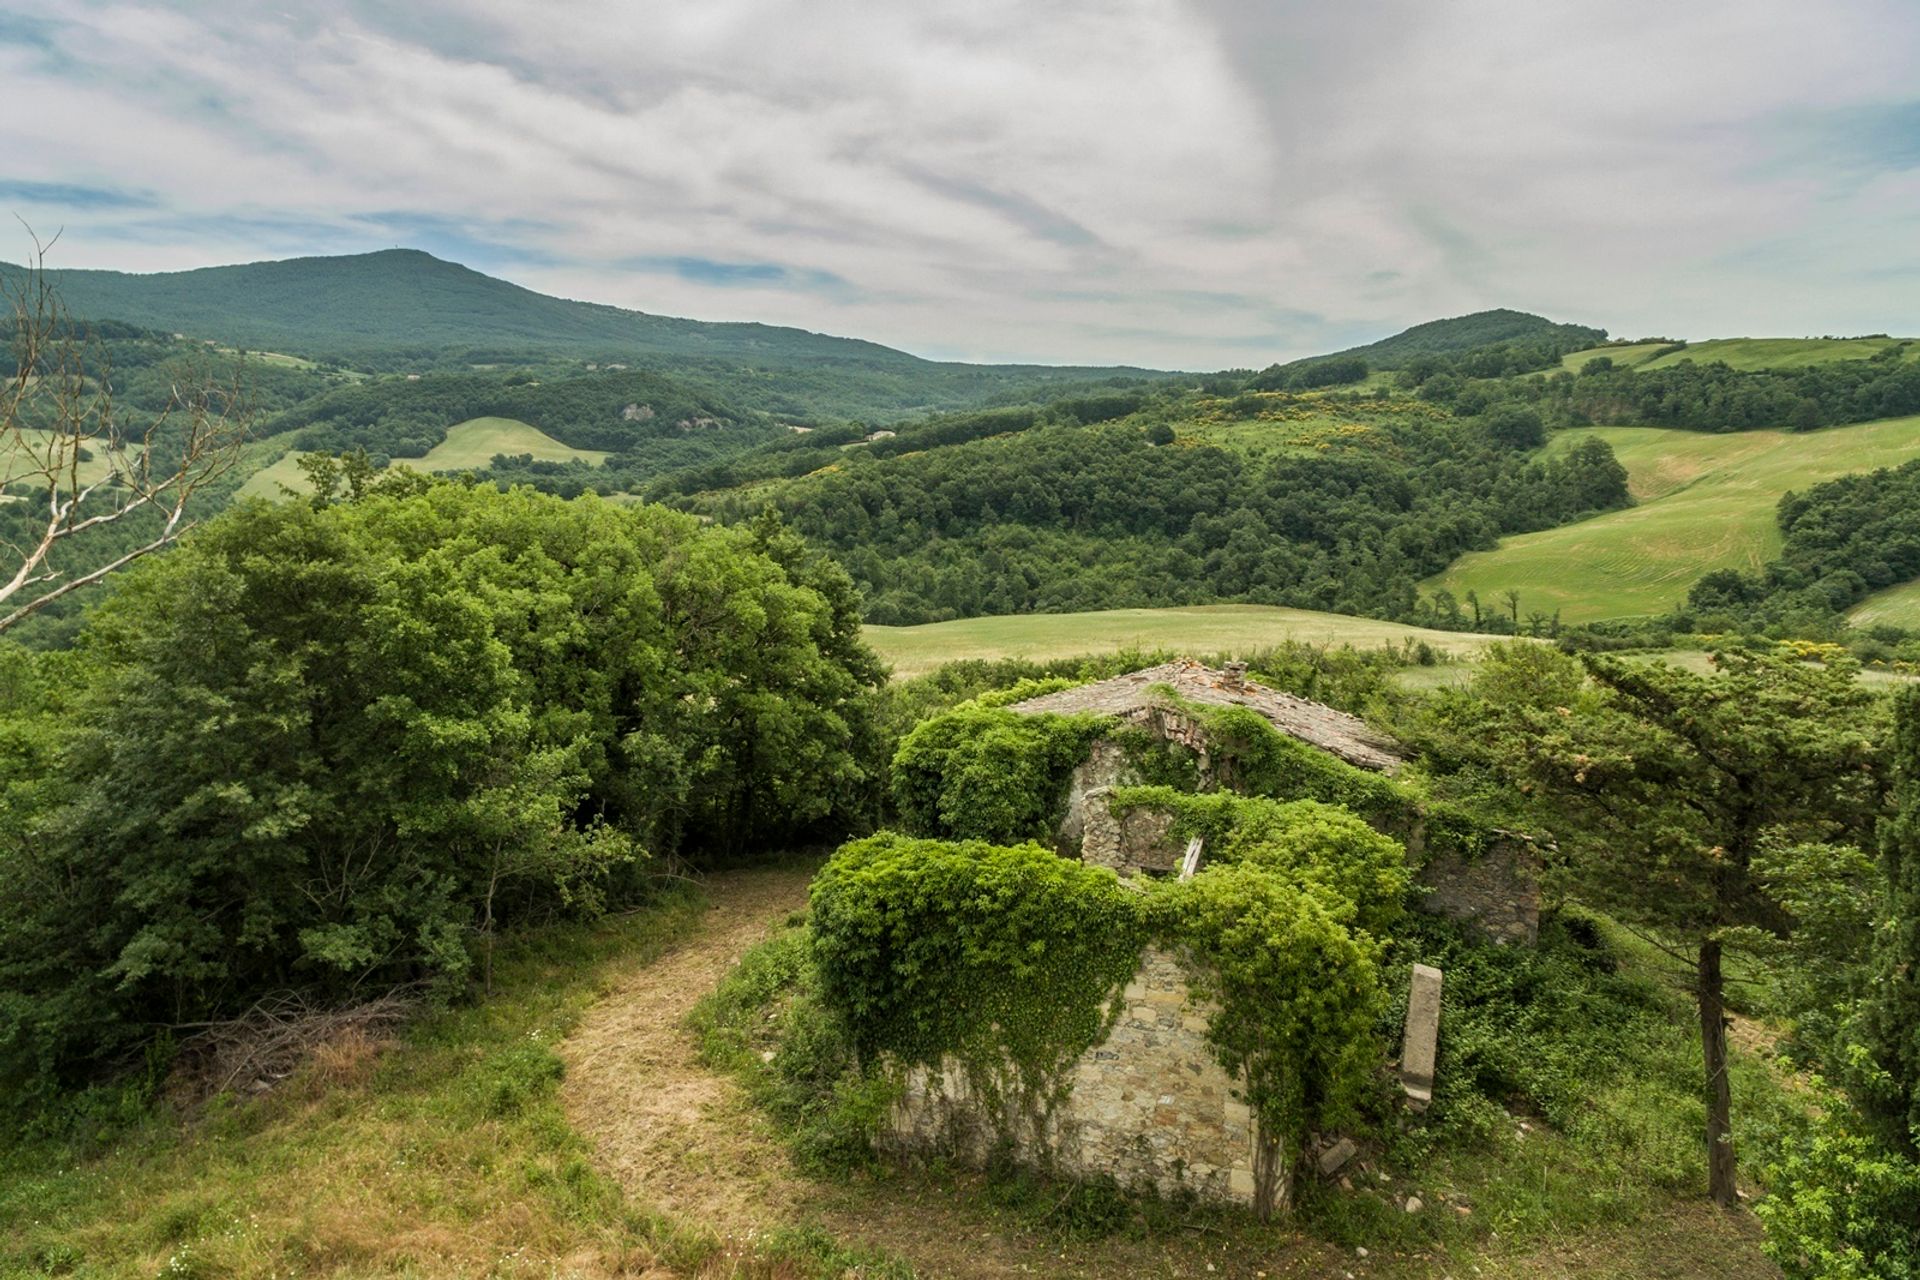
[1223,661,1247,693]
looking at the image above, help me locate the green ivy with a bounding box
[1160,865,1386,1210]
[809,833,1149,1135]
[890,705,1110,843]
[808,825,1397,1212]
[1103,787,1408,936]
[1148,693,1503,865]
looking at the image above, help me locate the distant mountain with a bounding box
[1329,308,1607,369]
[4,249,922,362]
[2,248,1180,421]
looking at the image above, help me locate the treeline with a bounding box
[265,367,744,457]
[1682,457,1920,632]
[7,327,356,421]
[694,414,1628,625]
[644,393,1157,500]
[0,482,885,1107]
[1407,342,1920,434]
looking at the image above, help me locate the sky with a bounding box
[2,1,1919,368]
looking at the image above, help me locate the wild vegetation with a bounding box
[9,256,1920,1276]
[0,479,883,1111]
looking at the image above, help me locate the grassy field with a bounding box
[3,429,126,488]
[233,419,608,500]
[233,446,314,499]
[1853,577,1920,629]
[1558,341,1675,371]
[1428,416,1920,622]
[1562,336,1913,373]
[865,604,1503,677]
[413,417,609,472]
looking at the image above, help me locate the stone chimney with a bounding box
[1223,661,1247,693]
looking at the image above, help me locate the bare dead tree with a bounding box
[0,231,250,633]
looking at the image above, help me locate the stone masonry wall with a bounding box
[1078,786,1184,876]
[1413,836,1542,945]
[888,947,1259,1206]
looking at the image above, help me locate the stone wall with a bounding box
[1079,786,1184,876]
[1093,789,1545,946]
[1055,739,1139,855]
[888,947,1260,1207]
[1413,835,1542,945]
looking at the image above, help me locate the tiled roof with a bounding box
[1006,659,1406,773]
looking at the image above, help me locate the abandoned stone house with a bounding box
[888,660,1540,1210]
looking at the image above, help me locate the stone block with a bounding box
[1401,963,1443,1108]
[1317,1136,1358,1176]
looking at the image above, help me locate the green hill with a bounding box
[1329,308,1606,369]
[1427,416,1920,622]
[3,250,1171,421]
[236,418,611,500]
[1562,336,1916,373]
[10,249,913,364]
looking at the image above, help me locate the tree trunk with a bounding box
[1252,1126,1291,1222]
[1697,937,1738,1206]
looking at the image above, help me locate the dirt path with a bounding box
[561,864,813,1241]
[559,867,1779,1280]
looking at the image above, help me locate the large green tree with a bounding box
[1853,683,1920,1153]
[0,480,883,1097]
[1446,645,1882,1205]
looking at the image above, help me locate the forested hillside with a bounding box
[4,250,1170,421]
[672,387,1628,625]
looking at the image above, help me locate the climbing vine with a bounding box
[1150,693,1502,864]
[891,704,1110,843]
[808,816,1400,1217]
[808,833,1150,1137]
[1105,786,1408,935]
[1160,866,1385,1216]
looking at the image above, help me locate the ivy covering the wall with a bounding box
[808,833,1150,1132]
[1144,692,1502,864]
[891,704,1110,842]
[808,819,1402,1217]
[1104,786,1409,935]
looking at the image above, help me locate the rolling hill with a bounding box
[3,250,1172,421]
[1561,336,1916,373]
[1427,416,1920,622]
[1326,307,1607,368]
[235,418,611,500]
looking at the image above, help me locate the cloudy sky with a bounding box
[2,1,1918,367]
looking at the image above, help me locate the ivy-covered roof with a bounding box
[1005,660,1406,774]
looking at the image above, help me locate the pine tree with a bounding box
[1855,684,1920,1155]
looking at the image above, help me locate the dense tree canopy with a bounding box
[1416,644,1885,1204]
[0,482,883,1100]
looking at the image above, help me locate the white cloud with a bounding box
[4,0,1919,364]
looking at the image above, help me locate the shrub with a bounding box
[0,484,884,1100]
[890,706,1108,843]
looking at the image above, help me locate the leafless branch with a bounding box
[0,228,251,631]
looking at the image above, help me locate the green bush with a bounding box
[1757,1102,1920,1279]
[808,834,1148,1085]
[890,705,1109,843]
[0,484,883,1101]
